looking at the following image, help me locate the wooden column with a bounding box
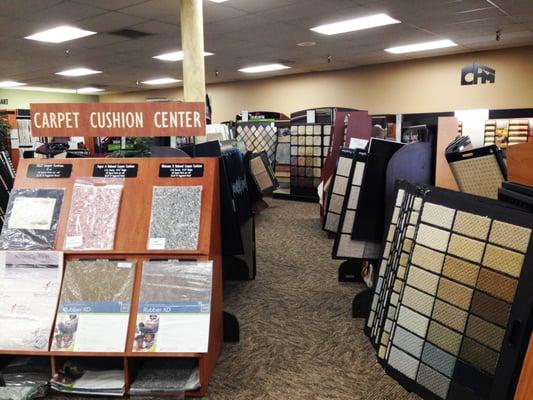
[180,0,206,141]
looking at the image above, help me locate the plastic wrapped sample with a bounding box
[0,251,63,350]
[52,260,135,352]
[51,368,125,396]
[129,359,199,395]
[0,356,51,399]
[64,178,124,250]
[147,186,202,250]
[0,188,64,250]
[133,260,212,353]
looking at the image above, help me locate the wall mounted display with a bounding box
[52,260,135,353]
[446,145,507,199]
[147,186,202,251]
[0,251,63,351]
[134,260,212,353]
[64,178,124,250]
[368,184,533,400]
[0,188,64,250]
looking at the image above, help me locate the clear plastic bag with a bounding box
[52,260,135,352]
[147,186,202,250]
[64,178,124,250]
[0,251,63,351]
[134,260,212,353]
[0,188,64,250]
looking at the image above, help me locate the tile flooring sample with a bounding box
[52,260,135,352]
[134,260,212,353]
[236,122,278,165]
[64,178,124,250]
[289,124,331,192]
[250,152,277,194]
[0,251,63,350]
[0,188,64,250]
[147,186,202,250]
[323,148,356,233]
[332,149,380,260]
[386,195,532,399]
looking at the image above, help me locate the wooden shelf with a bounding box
[2,157,223,398]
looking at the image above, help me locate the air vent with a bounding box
[108,29,152,39]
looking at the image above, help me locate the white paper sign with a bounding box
[147,237,166,250]
[349,138,369,150]
[306,110,316,124]
[241,111,249,122]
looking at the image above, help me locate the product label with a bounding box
[65,236,83,249]
[27,163,72,178]
[92,163,138,178]
[159,163,204,178]
[148,238,166,250]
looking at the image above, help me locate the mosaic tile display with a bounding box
[236,122,278,165]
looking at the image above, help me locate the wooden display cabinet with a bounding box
[0,157,223,397]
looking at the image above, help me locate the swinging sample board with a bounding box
[0,157,223,398]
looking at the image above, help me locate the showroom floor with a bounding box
[206,198,418,400]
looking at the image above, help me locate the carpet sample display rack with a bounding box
[0,157,223,398]
[366,182,533,400]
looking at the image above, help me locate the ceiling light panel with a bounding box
[77,87,104,93]
[0,81,26,88]
[153,51,214,61]
[209,0,228,3]
[311,14,400,35]
[25,25,96,43]
[56,68,102,77]
[385,39,458,54]
[238,64,291,73]
[141,77,181,85]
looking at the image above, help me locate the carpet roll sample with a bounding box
[332,149,380,260]
[64,178,124,250]
[147,186,202,250]
[383,188,533,400]
[249,151,279,195]
[133,260,213,353]
[0,250,63,350]
[446,145,506,199]
[0,188,64,250]
[52,260,135,352]
[323,148,356,233]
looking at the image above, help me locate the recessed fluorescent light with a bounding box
[0,81,27,88]
[238,64,291,73]
[310,13,400,35]
[153,50,214,61]
[77,87,104,94]
[385,39,458,54]
[141,77,181,85]
[10,86,76,93]
[25,25,96,43]
[209,0,228,3]
[56,68,102,77]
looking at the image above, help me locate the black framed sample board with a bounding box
[368,183,533,400]
[323,148,355,233]
[446,145,507,200]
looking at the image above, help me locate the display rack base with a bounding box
[338,260,364,282]
[223,312,240,343]
[352,288,371,319]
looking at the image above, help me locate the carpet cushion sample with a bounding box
[147,186,202,250]
[52,260,135,352]
[0,251,63,350]
[64,178,124,250]
[129,359,200,394]
[0,188,64,250]
[134,260,212,353]
[446,145,506,199]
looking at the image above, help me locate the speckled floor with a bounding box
[205,198,417,400]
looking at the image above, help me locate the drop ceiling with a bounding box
[1,0,532,93]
